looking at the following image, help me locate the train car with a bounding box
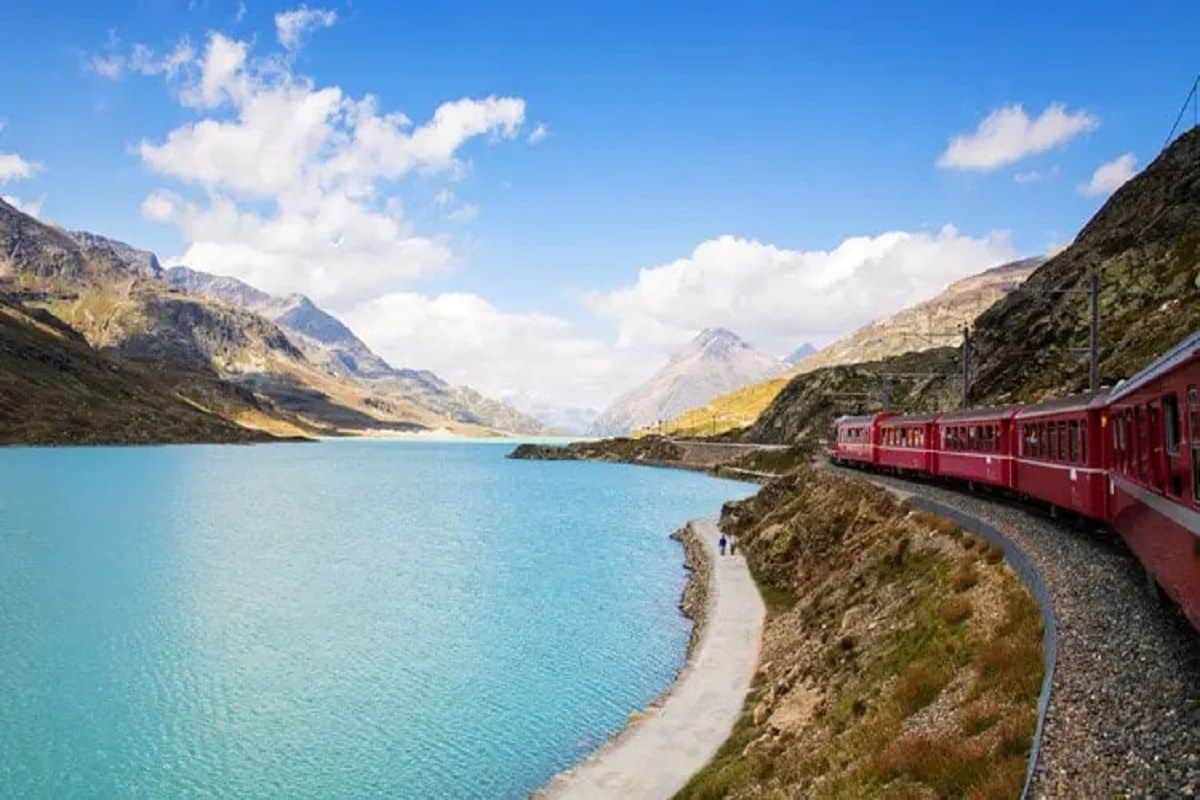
[1105,332,1200,630]
[934,406,1021,488]
[833,412,893,466]
[1012,393,1109,520]
[877,413,938,473]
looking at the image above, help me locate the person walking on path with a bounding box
[718,534,727,556]
[728,534,737,556]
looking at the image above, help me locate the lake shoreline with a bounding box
[535,516,766,799]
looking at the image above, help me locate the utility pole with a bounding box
[961,324,971,409]
[1089,270,1100,393]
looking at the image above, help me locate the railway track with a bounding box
[833,466,1200,797]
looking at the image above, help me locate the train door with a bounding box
[1148,400,1166,493]
[1189,387,1200,508]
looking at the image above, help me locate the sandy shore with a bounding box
[537,517,765,799]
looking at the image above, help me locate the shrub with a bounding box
[950,561,980,592]
[940,595,973,625]
[893,658,953,716]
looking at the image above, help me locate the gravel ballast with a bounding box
[838,468,1200,797]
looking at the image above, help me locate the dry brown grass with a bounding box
[950,560,980,592]
[940,595,974,625]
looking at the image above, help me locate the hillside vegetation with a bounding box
[677,467,1043,799]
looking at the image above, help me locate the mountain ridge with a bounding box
[591,327,785,436]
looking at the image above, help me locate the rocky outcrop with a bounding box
[969,127,1200,402]
[592,328,785,436]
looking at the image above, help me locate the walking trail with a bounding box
[539,517,766,799]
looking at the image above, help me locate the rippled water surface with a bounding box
[0,440,753,798]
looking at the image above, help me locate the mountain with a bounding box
[654,257,1038,439]
[165,265,548,434]
[502,392,600,435]
[0,295,276,445]
[165,266,394,378]
[784,342,816,365]
[792,256,1043,374]
[591,328,785,436]
[0,197,512,439]
[747,126,1200,444]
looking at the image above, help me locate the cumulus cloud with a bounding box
[528,122,548,144]
[275,5,338,50]
[585,227,1017,357]
[1079,152,1137,198]
[343,292,641,407]
[136,31,526,308]
[938,104,1098,170]
[0,152,40,184]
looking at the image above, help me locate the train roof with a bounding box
[1014,391,1108,419]
[878,413,938,425]
[937,404,1022,423]
[1107,330,1200,403]
[834,412,891,425]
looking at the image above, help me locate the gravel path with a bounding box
[538,518,765,799]
[842,468,1200,798]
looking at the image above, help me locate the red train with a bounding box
[831,331,1200,632]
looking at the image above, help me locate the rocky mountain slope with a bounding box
[784,342,816,365]
[0,296,277,444]
[655,259,1037,439]
[793,257,1042,374]
[165,266,547,434]
[591,328,786,436]
[0,198,521,439]
[747,127,1200,445]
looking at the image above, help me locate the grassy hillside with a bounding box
[677,467,1043,799]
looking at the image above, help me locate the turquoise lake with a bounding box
[0,440,754,798]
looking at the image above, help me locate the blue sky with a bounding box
[1,1,1196,407]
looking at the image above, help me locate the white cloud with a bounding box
[585,227,1017,357]
[528,122,548,144]
[0,153,40,184]
[1013,164,1059,184]
[344,292,640,408]
[235,1,247,22]
[1079,152,1137,198]
[137,31,526,309]
[90,38,195,80]
[275,5,338,50]
[938,103,1098,170]
[445,203,479,222]
[433,188,455,207]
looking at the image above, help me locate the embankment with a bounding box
[676,466,1044,799]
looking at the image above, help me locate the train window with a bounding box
[1080,420,1087,463]
[1058,421,1067,460]
[1189,387,1200,441]
[1068,421,1079,462]
[1164,394,1181,453]
[1047,424,1058,461]
[1194,444,1200,505]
